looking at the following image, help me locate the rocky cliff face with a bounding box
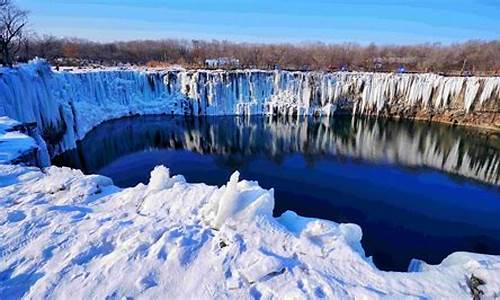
[0,60,499,155]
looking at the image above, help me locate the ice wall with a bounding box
[0,60,499,155]
[176,69,500,117]
[0,60,178,154]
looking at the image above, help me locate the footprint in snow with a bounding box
[72,242,114,265]
[7,210,26,223]
[47,205,92,220]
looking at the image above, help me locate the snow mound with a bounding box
[0,117,37,165]
[1,164,500,299]
[146,165,186,194]
[203,171,275,230]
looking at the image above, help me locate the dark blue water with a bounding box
[53,115,500,271]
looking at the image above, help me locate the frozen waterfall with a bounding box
[0,60,499,155]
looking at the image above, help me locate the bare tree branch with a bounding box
[0,0,28,66]
[0,0,10,7]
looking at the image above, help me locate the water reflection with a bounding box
[53,115,500,271]
[55,115,499,186]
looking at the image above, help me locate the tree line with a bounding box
[2,0,500,74]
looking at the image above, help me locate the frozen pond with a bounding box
[53,115,500,271]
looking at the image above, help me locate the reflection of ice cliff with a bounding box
[1,60,499,156]
[56,116,499,186]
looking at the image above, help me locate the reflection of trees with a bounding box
[53,115,499,186]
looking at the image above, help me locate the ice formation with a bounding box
[0,60,499,156]
[1,162,500,299]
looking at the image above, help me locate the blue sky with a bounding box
[17,0,500,44]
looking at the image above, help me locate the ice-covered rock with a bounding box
[1,60,498,156]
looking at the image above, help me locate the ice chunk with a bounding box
[237,250,285,283]
[208,171,274,229]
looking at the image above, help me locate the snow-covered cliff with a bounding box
[1,60,499,155]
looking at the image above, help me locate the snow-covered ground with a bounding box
[1,163,500,299]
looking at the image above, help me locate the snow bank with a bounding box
[1,164,499,299]
[0,116,49,166]
[1,60,499,155]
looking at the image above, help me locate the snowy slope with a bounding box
[0,117,49,166]
[0,117,36,164]
[1,164,499,299]
[1,60,499,155]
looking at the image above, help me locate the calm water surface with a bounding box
[53,115,500,271]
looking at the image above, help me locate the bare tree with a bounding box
[13,32,500,74]
[0,0,28,66]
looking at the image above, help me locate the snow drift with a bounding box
[0,116,49,167]
[1,60,499,156]
[1,163,500,299]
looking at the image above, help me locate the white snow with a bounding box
[0,117,38,165]
[1,163,499,299]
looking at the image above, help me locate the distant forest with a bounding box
[1,0,499,74]
[19,37,500,74]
